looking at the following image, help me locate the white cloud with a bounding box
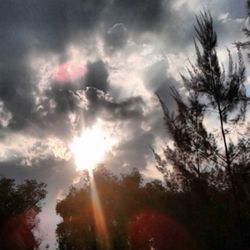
[0,101,12,128]
[141,156,164,182]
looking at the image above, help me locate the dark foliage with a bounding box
[56,165,250,250]
[156,10,249,201]
[0,177,47,250]
[56,167,196,250]
[153,11,250,250]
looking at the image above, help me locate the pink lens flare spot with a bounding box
[128,210,194,250]
[52,61,86,82]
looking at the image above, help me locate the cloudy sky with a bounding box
[0,0,248,248]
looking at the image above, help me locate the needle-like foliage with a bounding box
[154,12,250,216]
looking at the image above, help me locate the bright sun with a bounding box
[70,121,117,171]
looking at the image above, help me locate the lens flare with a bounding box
[52,61,86,82]
[128,210,192,250]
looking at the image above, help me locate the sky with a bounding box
[0,0,248,248]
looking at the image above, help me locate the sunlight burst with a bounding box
[70,121,117,171]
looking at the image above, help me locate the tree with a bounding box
[194,12,248,202]
[155,12,250,214]
[56,167,194,250]
[154,86,219,194]
[0,177,47,250]
[153,10,250,250]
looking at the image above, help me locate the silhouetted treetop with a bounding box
[155,11,249,217]
[0,177,47,250]
[56,167,196,250]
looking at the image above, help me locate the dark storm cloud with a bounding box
[0,65,37,130]
[105,0,166,32]
[109,132,154,172]
[62,0,107,33]
[0,0,170,64]
[0,156,75,188]
[0,0,179,69]
[144,60,180,112]
[156,0,245,54]
[0,51,146,138]
[0,77,79,139]
[40,58,144,135]
[0,54,106,134]
[102,0,194,54]
[209,0,245,19]
[0,0,188,134]
[0,0,244,136]
[85,61,110,92]
[36,93,80,140]
[0,59,109,137]
[0,0,67,59]
[0,0,68,132]
[104,104,167,174]
[83,87,145,125]
[104,23,129,53]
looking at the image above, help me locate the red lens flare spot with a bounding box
[0,209,38,249]
[128,210,195,250]
[52,61,86,82]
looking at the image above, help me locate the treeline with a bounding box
[56,166,249,250]
[1,9,250,250]
[56,167,195,250]
[0,177,47,249]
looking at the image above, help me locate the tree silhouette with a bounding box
[153,11,250,249]
[155,12,249,215]
[0,177,47,250]
[56,167,194,250]
[154,86,219,194]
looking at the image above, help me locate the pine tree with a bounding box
[155,12,250,216]
[154,86,219,194]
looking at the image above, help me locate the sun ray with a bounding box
[88,172,110,249]
[69,120,117,249]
